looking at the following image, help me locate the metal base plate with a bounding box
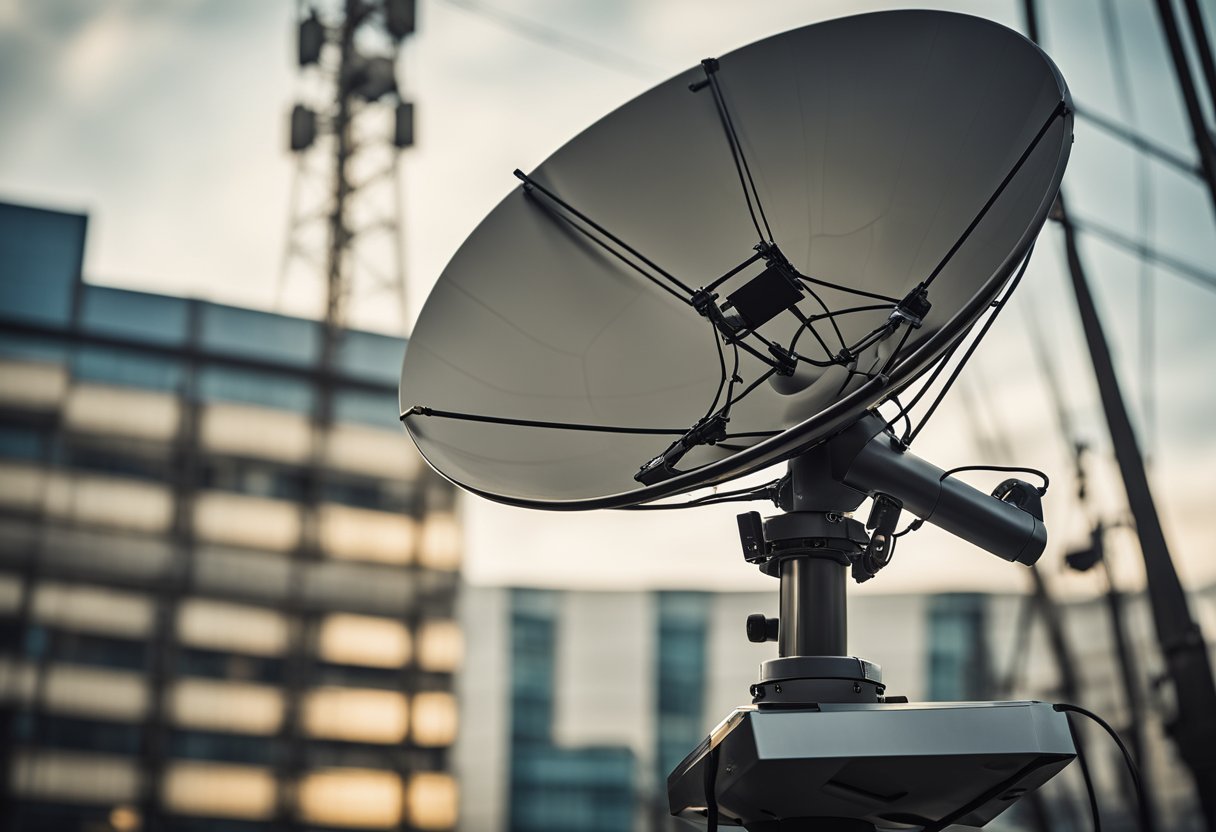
[667,700,1074,830]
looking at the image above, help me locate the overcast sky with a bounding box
[2,0,1214,602]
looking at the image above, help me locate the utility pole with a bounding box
[276,3,417,829]
[280,0,416,339]
[1022,2,1216,828]
[1153,0,1216,221]
[1054,194,1216,828]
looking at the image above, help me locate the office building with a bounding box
[0,200,462,831]
[456,584,1214,832]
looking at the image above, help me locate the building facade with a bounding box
[455,583,1216,832]
[0,201,462,831]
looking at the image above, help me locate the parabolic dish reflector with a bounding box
[400,10,1072,509]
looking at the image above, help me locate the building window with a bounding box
[73,347,185,392]
[926,593,990,701]
[336,330,405,386]
[655,592,709,784]
[197,366,315,413]
[80,286,189,346]
[199,303,320,367]
[507,589,636,832]
[0,202,84,327]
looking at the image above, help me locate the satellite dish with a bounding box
[400,9,1071,510]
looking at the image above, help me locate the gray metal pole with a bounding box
[778,558,847,658]
[1154,0,1216,221]
[1056,194,1216,831]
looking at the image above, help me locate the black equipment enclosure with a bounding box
[399,10,1072,509]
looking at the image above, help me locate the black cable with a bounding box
[719,343,742,419]
[622,478,782,511]
[798,274,900,304]
[939,464,1049,495]
[922,100,1065,290]
[705,67,774,243]
[725,366,778,410]
[788,306,840,366]
[1055,703,1151,832]
[1063,708,1103,832]
[878,321,915,376]
[803,282,850,355]
[522,186,693,307]
[888,394,913,444]
[514,169,696,297]
[904,244,1035,445]
[885,339,962,444]
[1073,104,1200,180]
[1067,214,1216,295]
[703,326,729,421]
[402,406,686,435]
[892,518,924,538]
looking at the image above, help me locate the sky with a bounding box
[1,0,1214,601]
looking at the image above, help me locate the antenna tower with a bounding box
[280,0,416,342]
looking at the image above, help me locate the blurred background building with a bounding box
[456,584,1216,832]
[0,200,462,831]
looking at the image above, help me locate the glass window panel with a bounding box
[0,425,48,461]
[43,664,148,722]
[200,303,320,366]
[64,384,181,442]
[406,771,458,830]
[201,403,313,464]
[418,513,461,571]
[0,202,84,327]
[297,768,403,828]
[301,687,408,744]
[175,649,284,685]
[317,614,411,668]
[162,762,277,820]
[32,631,148,671]
[302,561,414,617]
[319,503,416,565]
[40,527,175,586]
[324,423,421,482]
[32,583,153,639]
[35,716,143,756]
[80,286,188,345]
[333,389,400,430]
[410,693,457,748]
[193,547,291,603]
[73,348,185,392]
[10,750,141,804]
[336,330,405,385]
[193,491,301,552]
[416,621,462,674]
[0,334,68,363]
[168,730,280,766]
[177,600,289,657]
[43,471,174,534]
[197,366,314,413]
[169,679,284,736]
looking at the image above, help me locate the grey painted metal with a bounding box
[399,10,1072,508]
[778,558,845,657]
[842,427,1047,565]
[667,700,1075,830]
